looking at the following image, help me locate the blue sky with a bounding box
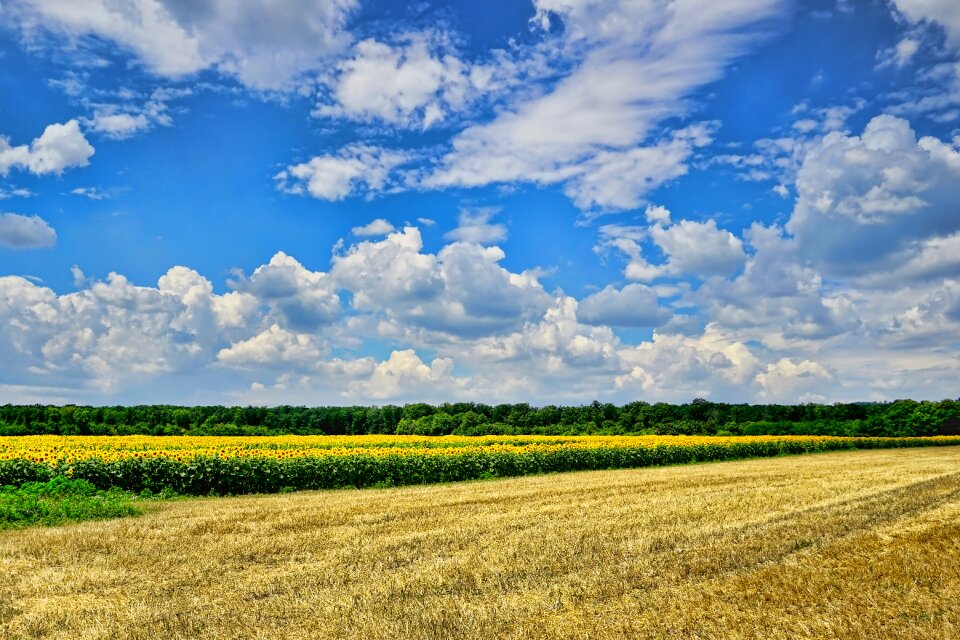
[1,0,959,405]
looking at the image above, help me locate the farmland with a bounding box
[2,434,959,495]
[1,447,958,639]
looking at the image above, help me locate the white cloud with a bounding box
[70,265,88,288]
[890,0,960,47]
[755,358,833,401]
[691,223,859,344]
[351,218,395,237]
[578,284,670,328]
[331,226,550,337]
[0,187,33,200]
[443,208,508,245]
[603,206,745,282]
[0,271,212,390]
[75,85,192,139]
[644,204,672,226]
[318,33,473,129]
[1,207,959,403]
[346,349,469,400]
[88,113,150,139]
[869,232,960,283]
[0,120,94,176]
[231,252,340,331]
[217,324,324,369]
[70,187,112,200]
[881,3,960,118]
[650,219,745,279]
[787,115,960,276]
[564,124,715,211]
[469,295,621,372]
[276,144,409,201]
[878,37,921,68]
[0,213,57,249]
[425,0,785,210]
[616,326,760,399]
[714,100,864,189]
[11,0,359,90]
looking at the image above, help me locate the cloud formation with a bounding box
[0,211,958,404]
[276,145,409,201]
[317,33,474,129]
[787,115,960,277]
[0,213,57,249]
[0,120,94,176]
[11,0,358,90]
[425,0,785,210]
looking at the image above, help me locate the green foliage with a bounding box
[1,399,959,438]
[0,477,141,529]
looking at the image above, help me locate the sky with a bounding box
[0,0,959,406]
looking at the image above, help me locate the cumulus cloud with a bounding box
[217,324,324,369]
[1,272,210,390]
[713,100,864,190]
[578,284,670,328]
[469,296,621,373]
[73,85,193,140]
[0,120,94,176]
[603,205,745,282]
[346,349,469,400]
[10,0,358,90]
[0,262,325,392]
[616,326,760,399]
[331,226,550,337]
[70,265,88,288]
[230,252,340,331]
[1,212,958,403]
[877,37,921,69]
[69,187,119,200]
[787,115,960,276]
[755,358,833,401]
[691,223,859,345]
[276,144,409,201]
[0,213,57,249]
[317,33,473,129]
[648,219,745,280]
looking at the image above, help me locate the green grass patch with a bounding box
[0,477,142,530]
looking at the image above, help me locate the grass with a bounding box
[0,477,142,530]
[1,447,959,638]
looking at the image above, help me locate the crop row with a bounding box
[1,435,958,495]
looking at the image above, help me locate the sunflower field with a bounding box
[1,434,958,495]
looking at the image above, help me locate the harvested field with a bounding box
[2,447,959,639]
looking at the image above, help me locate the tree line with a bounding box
[1,399,959,438]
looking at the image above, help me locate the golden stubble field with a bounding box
[1,447,959,639]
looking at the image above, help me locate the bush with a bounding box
[0,477,141,529]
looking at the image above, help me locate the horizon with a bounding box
[2,0,959,406]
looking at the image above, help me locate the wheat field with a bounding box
[1,447,958,639]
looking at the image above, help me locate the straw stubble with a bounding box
[1,447,958,639]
